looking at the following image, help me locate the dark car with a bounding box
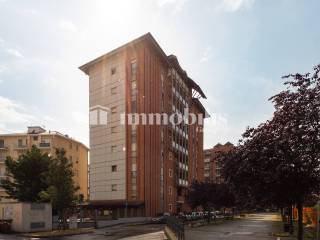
[151,213,170,224]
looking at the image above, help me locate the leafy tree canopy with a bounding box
[0,145,51,202]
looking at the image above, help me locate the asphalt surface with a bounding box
[185,213,293,240]
[0,223,166,240]
[0,213,291,240]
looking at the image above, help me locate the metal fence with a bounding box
[166,216,185,240]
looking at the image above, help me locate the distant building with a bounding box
[0,126,89,201]
[80,33,208,216]
[203,142,234,183]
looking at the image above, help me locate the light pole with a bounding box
[317,201,320,240]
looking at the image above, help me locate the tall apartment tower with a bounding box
[80,33,208,217]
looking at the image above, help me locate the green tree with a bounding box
[40,148,79,229]
[223,64,320,240]
[0,145,51,202]
[188,180,213,213]
[187,181,235,222]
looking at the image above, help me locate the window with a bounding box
[131,134,137,143]
[18,139,23,147]
[111,126,117,133]
[111,87,117,95]
[131,191,137,199]
[131,61,137,72]
[131,88,137,97]
[111,145,117,152]
[33,136,38,141]
[111,106,117,114]
[76,145,79,151]
[0,140,4,148]
[131,143,136,152]
[131,150,137,157]
[111,165,117,172]
[69,142,72,149]
[131,80,137,90]
[169,186,172,195]
[169,204,172,212]
[111,184,117,191]
[132,163,137,171]
[111,67,116,75]
[169,169,173,178]
[131,100,137,113]
[131,171,137,178]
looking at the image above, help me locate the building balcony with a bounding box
[39,142,51,148]
[0,146,8,151]
[15,145,28,150]
[177,195,185,204]
[179,162,189,171]
[0,175,8,180]
[178,178,188,187]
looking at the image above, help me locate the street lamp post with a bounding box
[317,201,320,240]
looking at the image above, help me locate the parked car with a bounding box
[151,212,170,224]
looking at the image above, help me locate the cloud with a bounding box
[0,96,63,134]
[0,80,3,84]
[157,0,188,14]
[204,112,245,148]
[200,46,212,63]
[0,65,5,73]
[18,8,39,16]
[7,48,24,58]
[72,111,88,125]
[42,76,59,88]
[43,115,56,123]
[0,96,36,126]
[221,0,255,12]
[59,19,78,32]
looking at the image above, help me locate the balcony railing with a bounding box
[15,145,28,150]
[39,142,51,148]
[0,145,8,150]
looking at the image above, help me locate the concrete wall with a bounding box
[0,202,52,232]
[89,52,126,201]
[97,217,151,228]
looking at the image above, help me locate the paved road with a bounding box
[186,213,292,240]
[66,223,166,240]
[0,223,166,240]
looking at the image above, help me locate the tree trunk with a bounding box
[280,208,285,222]
[288,205,294,234]
[297,202,304,240]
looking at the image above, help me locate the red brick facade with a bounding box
[204,142,234,183]
[80,33,207,217]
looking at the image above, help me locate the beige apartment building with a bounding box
[0,126,89,201]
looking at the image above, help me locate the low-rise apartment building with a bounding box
[204,142,234,183]
[0,126,89,201]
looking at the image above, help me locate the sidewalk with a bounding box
[185,213,295,240]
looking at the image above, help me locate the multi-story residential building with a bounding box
[203,142,234,183]
[0,126,89,201]
[79,33,208,217]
